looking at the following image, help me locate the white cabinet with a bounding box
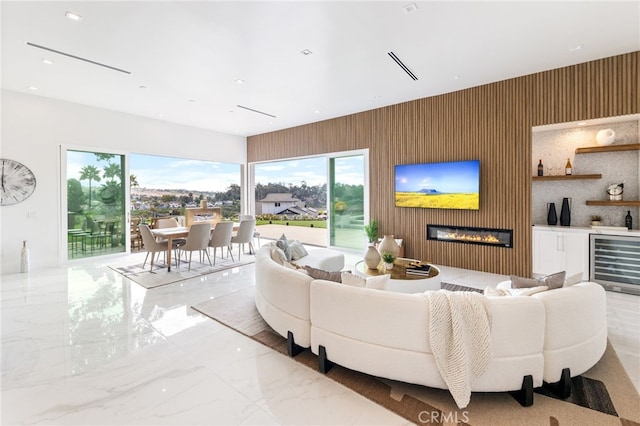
[532,227,589,279]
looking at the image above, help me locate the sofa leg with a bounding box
[511,375,534,407]
[287,331,303,357]
[545,368,571,399]
[318,345,334,374]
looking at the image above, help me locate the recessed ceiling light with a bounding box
[569,44,583,52]
[235,79,245,84]
[315,110,321,114]
[157,113,164,118]
[65,11,82,21]
[403,3,418,14]
[450,75,460,80]
[139,85,147,89]
[41,59,53,65]
[300,49,312,56]
[188,98,197,103]
[28,86,38,91]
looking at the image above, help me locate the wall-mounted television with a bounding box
[394,160,480,210]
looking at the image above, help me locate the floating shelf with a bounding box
[586,200,640,206]
[532,174,602,181]
[575,143,640,154]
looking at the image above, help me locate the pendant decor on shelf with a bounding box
[364,245,381,269]
[377,235,400,258]
[547,202,558,226]
[595,128,616,146]
[560,198,571,227]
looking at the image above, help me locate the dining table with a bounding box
[150,222,240,272]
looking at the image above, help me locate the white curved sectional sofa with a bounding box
[253,246,608,407]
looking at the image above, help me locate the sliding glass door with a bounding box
[329,154,366,249]
[66,150,127,259]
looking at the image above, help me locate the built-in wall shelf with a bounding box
[586,200,640,206]
[532,174,602,181]
[575,143,640,154]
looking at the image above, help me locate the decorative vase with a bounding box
[596,128,615,146]
[364,245,381,269]
[547,202,558,226]
[383,262,394,270]
[20,240,30,273]
[560,198,571,226]
[377,235,400,258]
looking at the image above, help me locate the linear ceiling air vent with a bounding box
[387,51,418,81]
[27,42,131,74]
[237,105,277,118]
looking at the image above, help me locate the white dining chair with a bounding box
[139,224,179,271]
[230,219,256,260]
[239,214,261,250]
[178,222,212,270]
[208,221,234,264]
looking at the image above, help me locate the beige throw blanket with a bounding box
[426,290,492,408]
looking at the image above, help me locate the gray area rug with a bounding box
[191,284,640,425]
[110,255,255,289]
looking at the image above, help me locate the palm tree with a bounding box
[79,165,102,209]
[102,163,121,182]
[130,174,139,188]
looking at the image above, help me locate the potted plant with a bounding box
[591,215,602,226]
[364,219,379,244]
[381,251,395,270]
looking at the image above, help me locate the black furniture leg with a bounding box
[318,345,334,374]
[545,368,571,399]
[287,331,303,357]
[511,375,534,407]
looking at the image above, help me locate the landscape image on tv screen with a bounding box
[394,160,480,210]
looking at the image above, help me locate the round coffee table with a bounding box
[354,258,441,293]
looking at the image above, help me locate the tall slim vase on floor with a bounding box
[560,198,571,226]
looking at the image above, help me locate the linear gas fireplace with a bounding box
[427,225,513,248]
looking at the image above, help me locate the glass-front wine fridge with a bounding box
[590,234,640,296]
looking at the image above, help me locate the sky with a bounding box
[67,151,365,193]
[394,160,480,193]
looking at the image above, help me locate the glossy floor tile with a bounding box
[1,249,638,425]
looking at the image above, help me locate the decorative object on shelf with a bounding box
[364,219,378,244]
[200,200,207,208]
[20,240,30,273]
[625,211,633,230]
[364,245,381,269]
[381,251,395,270]
[537,159,544,176]
[591,215,602,226]
[607,183,624,201]
[595,128,616,146]
[377,234,400,258]
[564,158,572,175]
[547,202,558,225]
[0,158,37,206]
[560,197,571,226]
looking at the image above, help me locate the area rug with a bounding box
[109,256,255,289]
[191,284,640,426]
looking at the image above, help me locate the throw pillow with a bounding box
[270,246,287,265]
[563,272,583,287]
[484,286,509,297]
[276,234,292,261]
[289,241,309,260]
[365,274,389,290]
[542,271,566,290]
[341,271,366,287]
[509,286,549,296]
[305,265,343,283]
[510,275,541,289]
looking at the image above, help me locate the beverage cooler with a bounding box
[590,234,640,295]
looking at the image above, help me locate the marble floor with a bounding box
[1,249,639,425]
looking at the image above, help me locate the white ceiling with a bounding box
[2,1,639,137]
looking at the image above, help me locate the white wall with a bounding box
[0,89,246,274]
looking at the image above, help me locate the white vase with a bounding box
[596,128,615,146]
[364,245,381,269]
[377,234,400,258]
[383,262,394,270]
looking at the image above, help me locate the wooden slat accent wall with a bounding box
[248,52,639,275]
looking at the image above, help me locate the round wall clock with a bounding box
[0,158,37,206]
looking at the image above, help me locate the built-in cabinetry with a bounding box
[532,227,590,280]
[185,207,222,228]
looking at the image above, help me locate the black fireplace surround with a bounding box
[427,225,513,248]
